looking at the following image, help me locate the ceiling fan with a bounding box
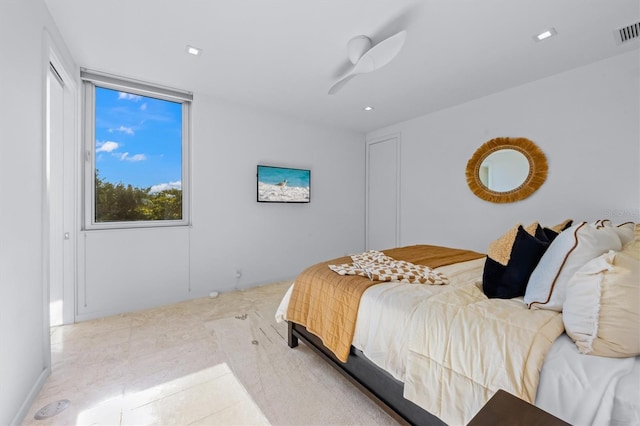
[328,30,407,95]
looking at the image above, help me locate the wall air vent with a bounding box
[616,22,639,45]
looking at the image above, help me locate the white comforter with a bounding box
[276,258,640,425]
[351,258,486,382]
[402,275,564,425]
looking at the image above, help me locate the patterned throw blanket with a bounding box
[328,250,449,285]
[286,245,486,362]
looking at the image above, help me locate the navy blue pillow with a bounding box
[500,226,550,297]
[536,225,558,243]
[560,220,573,231]
[483,225,550,299]
[482,256,506,298]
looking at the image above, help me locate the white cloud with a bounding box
[129,154,146,162]
[111,125,134,135]
[140,103,147,111]
[149,181,182,193]
[119,152,147,162]
[118,92,142,101]
[96,141,119,153]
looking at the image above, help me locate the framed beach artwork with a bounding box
[257,165,310,203]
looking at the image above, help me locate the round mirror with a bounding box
[479,149,529,191]
[466,137,548,203]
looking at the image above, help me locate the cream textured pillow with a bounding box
[563,238,640,357]
[487,222,539,265]
[524,222,622,311]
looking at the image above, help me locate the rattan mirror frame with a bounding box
[465,137,548,203]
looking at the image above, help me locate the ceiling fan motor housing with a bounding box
[347,35,372,63]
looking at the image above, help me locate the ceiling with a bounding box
[44,0,639,134]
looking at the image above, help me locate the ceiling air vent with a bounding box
[616,22,639,45]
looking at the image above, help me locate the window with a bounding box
[81,70,191,229]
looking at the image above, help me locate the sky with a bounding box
[95,86,182,192]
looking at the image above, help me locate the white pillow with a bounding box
[618,222,635,244]
[524,222,622,311]
[598,220,635,246]
[563,239,640,357]
[562,252,612,352]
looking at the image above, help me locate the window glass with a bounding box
[82,71,191,229]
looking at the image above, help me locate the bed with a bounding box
[275,221,640,425]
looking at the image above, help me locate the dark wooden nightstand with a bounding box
[467,389,571,426]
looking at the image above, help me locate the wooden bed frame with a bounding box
[287,321,445,426]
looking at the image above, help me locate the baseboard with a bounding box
[10,366,50,425]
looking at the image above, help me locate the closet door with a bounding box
[366,135,400,250]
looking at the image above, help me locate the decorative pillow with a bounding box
[563,238,640,357]
[536,219,571,243]
[549,219,573,233]
[594,220,635,245]
[593,219,609,227]
[611,222,635,245]
[487,222,539,265]
[482,257,506,298]
[524,222,623,311]
[535,225,557,243]
[483,225,550,299]
[501,226,550,297]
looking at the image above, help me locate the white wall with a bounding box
[77,96,365,320]
[0,1,365,419]
[0,1,75,424]
[188,96,365,292]
[367,50,640,253]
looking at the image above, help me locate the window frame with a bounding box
[81,69,192,230]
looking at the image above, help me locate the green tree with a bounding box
[95,170,181,222]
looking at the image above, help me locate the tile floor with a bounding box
[23,281,396,426]
[23,282,289,425]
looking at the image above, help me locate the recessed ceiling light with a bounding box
[363,106,374,111]
[534,28,557,42]
[186,45,201,56]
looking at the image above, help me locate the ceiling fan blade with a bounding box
[327,30,407,95]
[328,73,358,95]
[354,30,407,74]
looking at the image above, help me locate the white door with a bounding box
[47,60,76,326]
[366,135,400,250]
[47,64,65,326]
